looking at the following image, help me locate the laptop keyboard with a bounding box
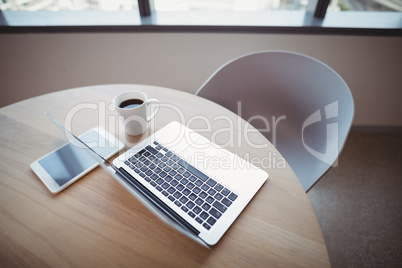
[123,141,238,231]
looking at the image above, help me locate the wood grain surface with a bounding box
[0,85,330,267]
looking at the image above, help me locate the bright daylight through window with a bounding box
[0,0,138,11]
[153,0,308,11]
[1,0,401,12]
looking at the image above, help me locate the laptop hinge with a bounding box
[117,167,200,236]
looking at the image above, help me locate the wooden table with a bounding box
[0,85,330,267]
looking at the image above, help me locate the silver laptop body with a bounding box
[112,121,268,246]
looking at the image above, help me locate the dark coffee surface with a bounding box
[119,98,144,109]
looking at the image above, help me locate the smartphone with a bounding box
[31,127,124,194]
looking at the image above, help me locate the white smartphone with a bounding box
[31,127,124,194]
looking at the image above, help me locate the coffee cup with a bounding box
[113,91,160,136]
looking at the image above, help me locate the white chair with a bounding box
[196,51,354,191]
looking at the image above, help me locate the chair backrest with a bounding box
[196,51,354,191]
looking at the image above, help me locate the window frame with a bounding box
[0,0,401,36]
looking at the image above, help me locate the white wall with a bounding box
[1,32,401,126]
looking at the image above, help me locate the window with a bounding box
[153,0,308,11]
[2,0,401,13]
[328,0,402,11]
[0,0,138,11]
[0,0,401,32]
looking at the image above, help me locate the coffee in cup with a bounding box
[113,91,159,136]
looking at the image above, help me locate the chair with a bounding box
[196,51,354,191]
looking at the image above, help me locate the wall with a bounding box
[1,32,401,126]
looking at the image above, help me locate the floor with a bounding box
[307,132,402,268]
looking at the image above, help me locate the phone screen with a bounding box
[38,130,119,187]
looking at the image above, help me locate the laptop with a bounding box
[46,113,268,246]
[112,121,268,246]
